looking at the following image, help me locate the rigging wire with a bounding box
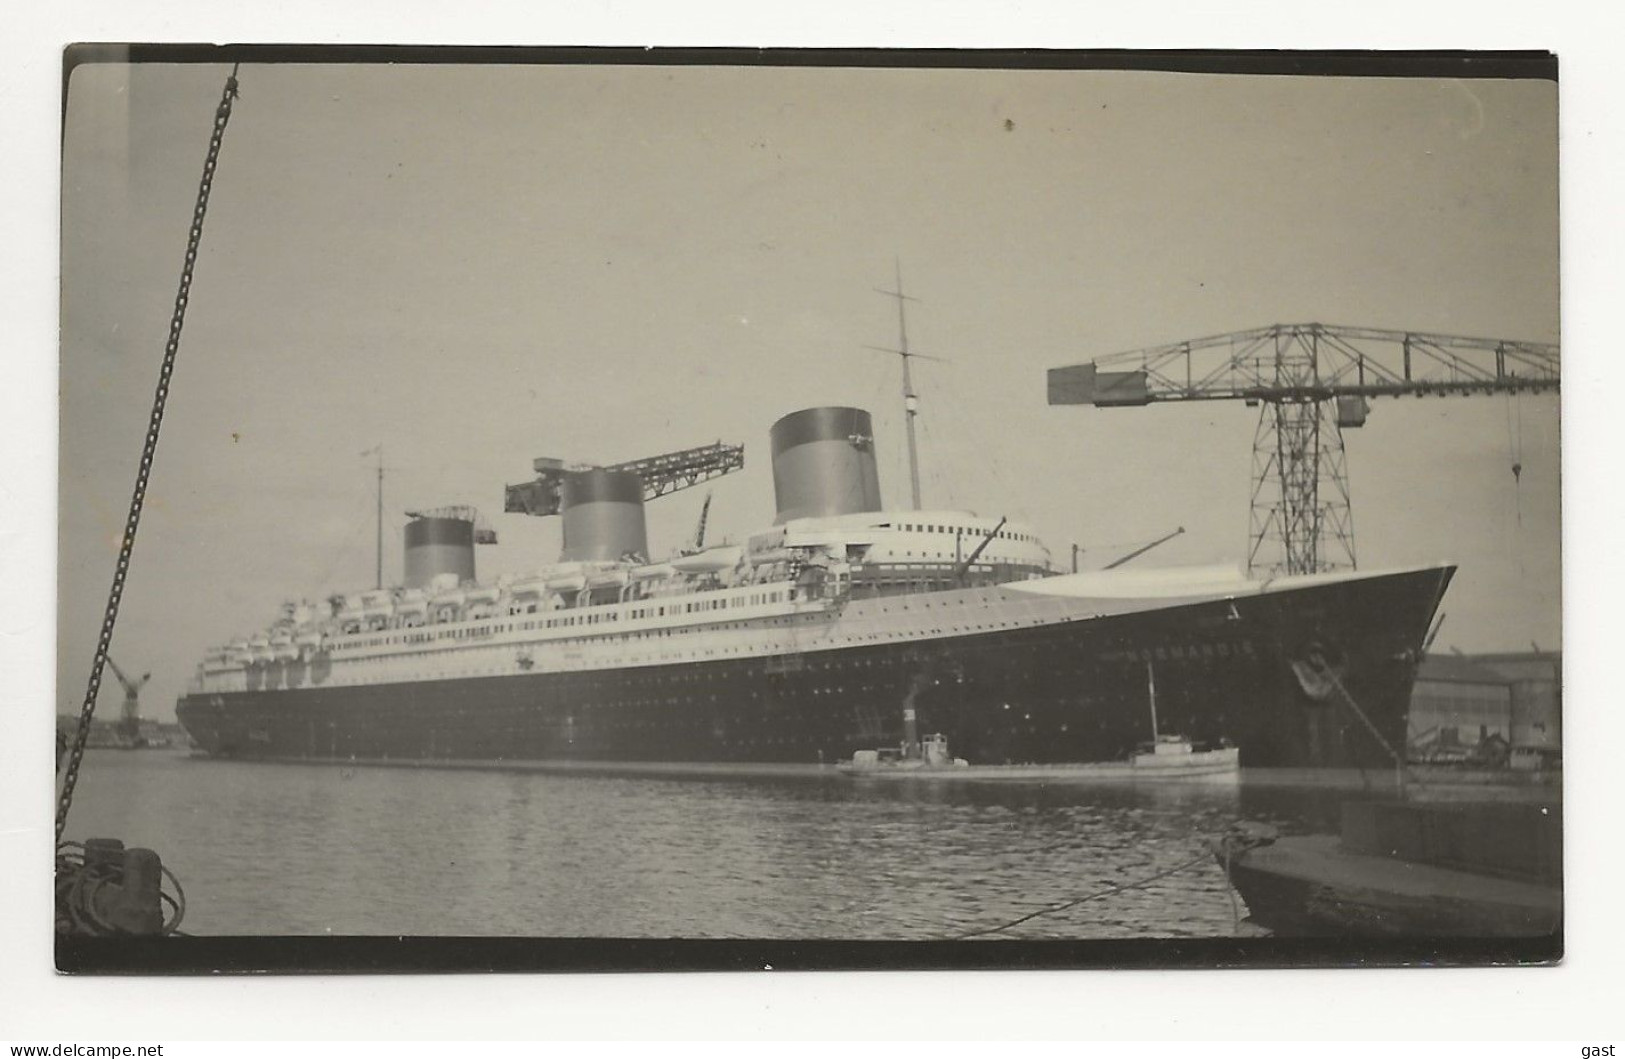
[1502,392,1528,585]
[937,357,1038,535]
[952,821,1279,940]
[1504,390,1524,527]
[57,64,242,845]
[862,347,908,507]
[911,379,957,511]
[306,483,377,600]
[1514,390,1526,527]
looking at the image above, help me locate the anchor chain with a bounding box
[56,64,242,844]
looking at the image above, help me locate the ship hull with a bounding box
[177,565,1451,770]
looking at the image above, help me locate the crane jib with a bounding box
[1045,322,1559,578]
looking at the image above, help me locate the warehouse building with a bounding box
[1407,651,1561,768]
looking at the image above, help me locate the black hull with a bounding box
[178,566,1451,770]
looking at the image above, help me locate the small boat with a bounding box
[586,567,630,589]
[509,576,551,600]
[630,562,677,582]
[430,588,467,610]
[837,734,1239,782]
[670,545,744,574]
[1128,734,1242,774]
[294,628,326,659]
[334,597,366,629]
[841,732,969,775]
[394,589,429,618]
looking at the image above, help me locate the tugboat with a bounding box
[842,732,969,774]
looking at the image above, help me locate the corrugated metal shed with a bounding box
[1416,654,1514,687]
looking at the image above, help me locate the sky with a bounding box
[59,59,1560,722]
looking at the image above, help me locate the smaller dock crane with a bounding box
[105,657,152,746]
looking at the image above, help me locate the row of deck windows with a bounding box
[896,521,1035,544]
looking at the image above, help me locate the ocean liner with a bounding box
[177,405,1452,770]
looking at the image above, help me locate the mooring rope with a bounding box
[952,849,1215,940]
[952,822,1280,940]
[56,65,242,844]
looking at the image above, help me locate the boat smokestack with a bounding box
[769,406,883,524]
[559,469,649,562]
[404,514,476,589]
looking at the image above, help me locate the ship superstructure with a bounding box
[179,405,1452,769]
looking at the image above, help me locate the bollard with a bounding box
[82,837,125,870]
[95,847,166,935]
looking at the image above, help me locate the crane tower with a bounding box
[105,656,152,743]
[1048,323,1559,575]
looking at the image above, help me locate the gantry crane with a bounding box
[1048,323,1560,575]
[503,440,745,517]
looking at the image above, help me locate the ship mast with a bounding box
[1146,660,1160,742]
[362,444,384,589]
[375,446,383,590]
[870,261,937,510]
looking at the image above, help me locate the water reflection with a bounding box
[65,750,1378,939]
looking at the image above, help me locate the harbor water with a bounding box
[66,748,1375,939]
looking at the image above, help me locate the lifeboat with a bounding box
[395,589,429,618]
[586,567,630,589]
[431,587,466,609]
[671,545,744,574]
[510,576,550,599]
[249,637,274,664]
[335,595,366,625]
[361,590,395,622]
[630,563,677,582]
[465,584,501,606]
[545,572,586,593]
